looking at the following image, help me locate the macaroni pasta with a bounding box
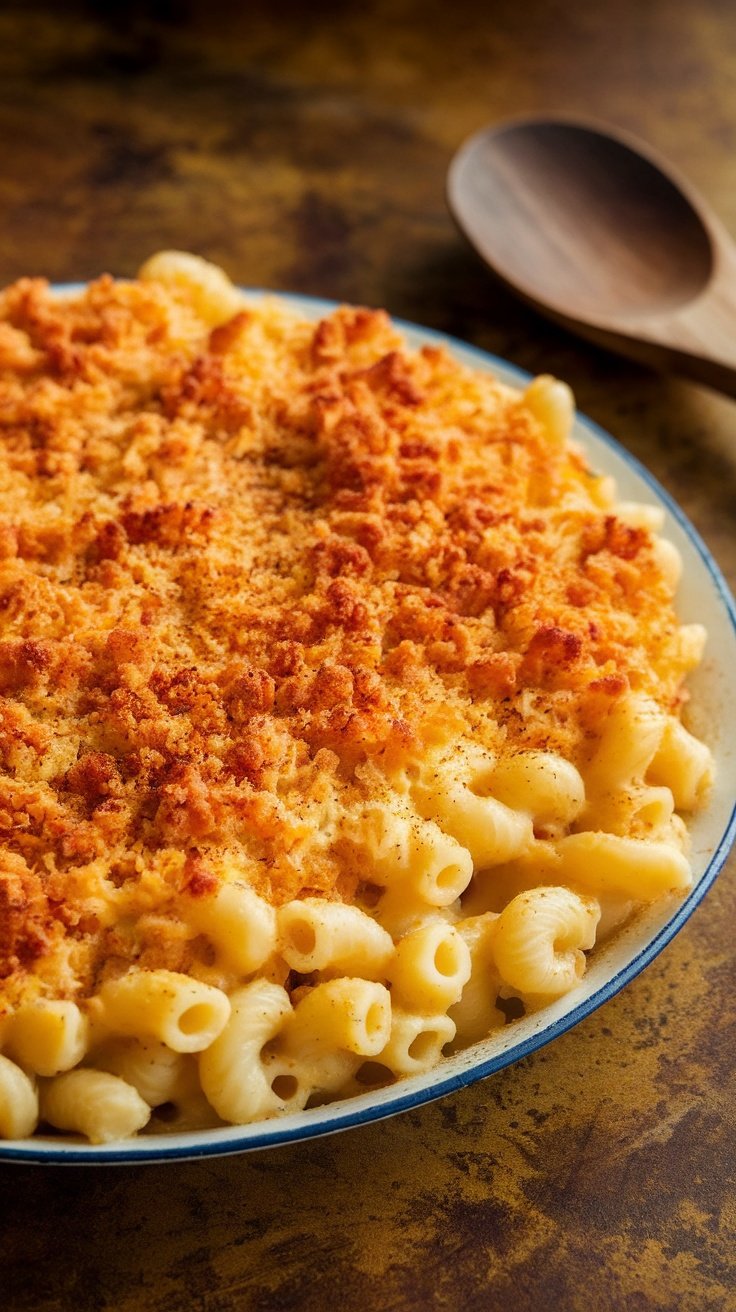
[0,253,713,1142]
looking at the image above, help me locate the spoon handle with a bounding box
[650,269,736,396]
[552,291,736,400]
[593,231,736,398]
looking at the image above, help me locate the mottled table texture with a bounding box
[1,2,735,1309]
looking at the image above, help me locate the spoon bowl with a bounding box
[448,118,736,396]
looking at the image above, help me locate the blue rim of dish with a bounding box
[3,288,735,1164]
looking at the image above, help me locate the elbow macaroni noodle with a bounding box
[0,254,715,1142]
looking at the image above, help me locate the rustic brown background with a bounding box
[1,1,735,1309]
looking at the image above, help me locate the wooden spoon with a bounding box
[447,117,736,397]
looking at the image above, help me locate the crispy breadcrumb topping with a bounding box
[0,272,692,1008]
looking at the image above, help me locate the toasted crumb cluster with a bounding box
[0,270,692,1010]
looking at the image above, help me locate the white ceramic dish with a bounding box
[2,291,735,1164]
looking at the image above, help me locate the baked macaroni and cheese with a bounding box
[0,253,713,1143]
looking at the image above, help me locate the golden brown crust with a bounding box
[0,273,692,1009]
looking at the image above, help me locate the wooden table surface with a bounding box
[2,3,735,1309]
